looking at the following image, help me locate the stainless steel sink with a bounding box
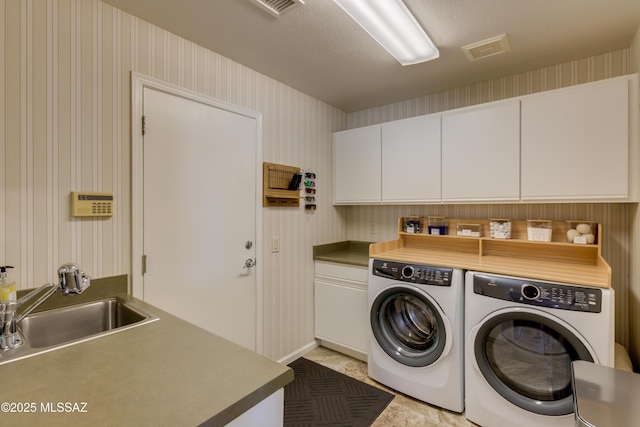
[0,297,158,364]
[19,297,157,348]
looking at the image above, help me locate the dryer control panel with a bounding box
[472,273,602,313]
[372,259,452,286]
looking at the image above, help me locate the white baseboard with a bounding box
[277,340,319,365]
[317,340,367,362]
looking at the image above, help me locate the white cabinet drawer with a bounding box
[314,262,368,283]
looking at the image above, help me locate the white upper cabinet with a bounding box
[332,74,638,205]
[333,125,381,204]
[521,76,634,201]
[441,100,521,202]
[381,115,441,203]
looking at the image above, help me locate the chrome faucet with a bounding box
[0,263,90,350]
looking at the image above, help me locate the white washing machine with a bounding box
[465,271,615,427]
[368,258,465,413]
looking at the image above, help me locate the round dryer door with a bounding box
[370,285,450,367]
[471,308,594,416]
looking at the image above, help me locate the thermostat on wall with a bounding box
[71,191,114,217]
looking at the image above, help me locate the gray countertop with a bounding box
[2,278,293,426]
[313,241,372,267]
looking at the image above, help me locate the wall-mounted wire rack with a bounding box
[263,162,301,207]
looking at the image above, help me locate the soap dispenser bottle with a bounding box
[0,266,17,302]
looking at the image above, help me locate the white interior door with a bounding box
[139,86,258,351]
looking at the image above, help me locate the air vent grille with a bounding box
[462,34,511,61]
[248,0,304,18]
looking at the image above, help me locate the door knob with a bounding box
[244,258,256,269]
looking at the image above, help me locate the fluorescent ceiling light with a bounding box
[333,0,439,65]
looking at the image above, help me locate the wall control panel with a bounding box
[71,192,114,217]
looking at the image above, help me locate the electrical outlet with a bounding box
[369,222,376,234]
[272,236,280,253]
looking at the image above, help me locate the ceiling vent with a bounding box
[462,34,511,61]
[247,0,304,18]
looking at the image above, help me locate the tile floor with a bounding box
[303,346,476,426]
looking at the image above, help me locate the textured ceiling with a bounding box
[100,0,640,112]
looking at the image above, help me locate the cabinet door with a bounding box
[381,115,441,202]
[314,280,368,353]
[333,125,381,204]
[521,77,629,201]
[441,100,520,202]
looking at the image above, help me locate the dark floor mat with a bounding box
[284,357,394,427]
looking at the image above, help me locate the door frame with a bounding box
[130,72,263,351]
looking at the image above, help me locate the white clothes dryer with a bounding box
[464,271,615,427]
[368,259,465,413]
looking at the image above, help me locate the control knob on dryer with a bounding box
[521,283,541,300]
[401,265,415,279]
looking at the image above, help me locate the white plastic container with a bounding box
[456,223,482,237]
[527,219,552,242]
[489,218,512,239]
[566,220,597,244]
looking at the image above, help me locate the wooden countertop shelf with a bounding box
[369,218,611,288]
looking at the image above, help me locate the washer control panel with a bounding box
[372,259,452,286]
[472,273,602,313]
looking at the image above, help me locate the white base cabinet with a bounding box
[225,389,283,427]
[314,262,368,361]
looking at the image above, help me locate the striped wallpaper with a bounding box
[1,0,639,364]
[0,0,348,361]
